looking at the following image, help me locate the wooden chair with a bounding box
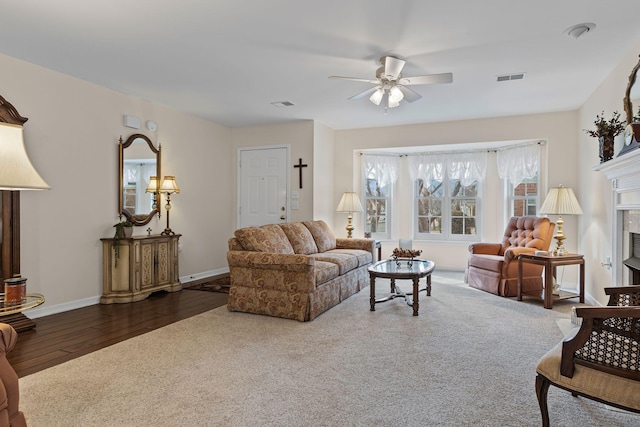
[535,285,640,426]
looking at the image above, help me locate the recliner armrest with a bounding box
[468,242,501,255]
[503,246,536,261]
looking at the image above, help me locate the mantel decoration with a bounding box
[583,110,626,163]
[391,248,422,268]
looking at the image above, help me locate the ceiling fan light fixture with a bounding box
[388,86,404,103]
[388,97,400,109]
[369,88,384,106]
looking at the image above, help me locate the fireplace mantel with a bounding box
[594,148,640,285]
[594,148,640,188]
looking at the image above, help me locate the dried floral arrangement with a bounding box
[583,110,626,138]
[392,248,422,258]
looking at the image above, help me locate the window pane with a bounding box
[366,199,386,233]
[510,176,538,217]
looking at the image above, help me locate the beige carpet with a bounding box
[18,272,640,426]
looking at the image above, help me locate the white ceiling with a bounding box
[1,1,640,130]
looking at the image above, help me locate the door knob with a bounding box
[280,215,286,220]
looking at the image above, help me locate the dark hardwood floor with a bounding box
[7,289,228,378]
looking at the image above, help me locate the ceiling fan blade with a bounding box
[399,73,453,86]
[383,56,405,80]
[397,85,422,103]
[348,86,380,101]
[329,76,379,84]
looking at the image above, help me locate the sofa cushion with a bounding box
[309,252,359,275]
[329,249,372,267]
[314,260,340,285]
[234,224,294,254]
[280,223,318,254]
[303,220,336,252]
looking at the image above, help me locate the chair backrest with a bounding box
[499,216,554,256]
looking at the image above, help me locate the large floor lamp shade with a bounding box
[336,191,363,238]
[539,185,582,256]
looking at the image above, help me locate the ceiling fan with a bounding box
[329,55,453,109]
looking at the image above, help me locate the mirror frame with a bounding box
[623,54,640,125]
[118,133,161,226]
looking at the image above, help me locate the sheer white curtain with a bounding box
[408,154,445,185]
[408,152,487,186]
[361,155,399,186]
[496,143,540,187]
[447,151,487,186]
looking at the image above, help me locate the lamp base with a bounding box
[345,213,354,238]
[161,228,175,236]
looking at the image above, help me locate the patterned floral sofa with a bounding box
[227,220,375,321]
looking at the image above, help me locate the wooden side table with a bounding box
[517,253,584,309]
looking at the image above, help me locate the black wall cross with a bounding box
[294,158,308,189]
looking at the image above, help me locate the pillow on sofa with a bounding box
[234,224,294,254]
[280,223,318,254]
[303,220,336,252]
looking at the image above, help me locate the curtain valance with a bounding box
[361,154,399,186]
[408,152,487,187]
[496,143,540,187]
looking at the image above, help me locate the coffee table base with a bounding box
[372,278,431,316]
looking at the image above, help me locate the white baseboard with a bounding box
[180,267,229,285]
[27,296,101,319]
[26,268,230,319]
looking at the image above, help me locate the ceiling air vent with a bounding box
[497,73,526,82]
[270,101,295,108]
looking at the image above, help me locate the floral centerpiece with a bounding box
[391,248,422,268]
[583,110,626,163]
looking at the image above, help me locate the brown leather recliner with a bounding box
[0,323,26,427]
[466,216,555,297]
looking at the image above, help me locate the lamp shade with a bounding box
[336,192,363,213]
[539,185,583,215]
[159,176,180,194]
[0,123,50,190]
[145,176,158,193]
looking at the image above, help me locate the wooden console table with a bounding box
[517,253,584,309]
[0,293,45,332]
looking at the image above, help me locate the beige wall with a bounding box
[2,52,232,316]
[231,121,315,227]
[334,111,579,271]
[312,122,336,229]
[578,41,640,305]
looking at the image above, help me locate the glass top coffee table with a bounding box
[368,259,435,316]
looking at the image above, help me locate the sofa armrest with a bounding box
[336,238,375,255]
[504,247,537,261]
[227,250,314,273]
[468,242,502,255]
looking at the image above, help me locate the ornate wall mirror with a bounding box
[623,54,640,124]
[118,134,161,226]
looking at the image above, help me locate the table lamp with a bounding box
[158,176,180,236]
[539,185,583,256]
[336,191,363,238]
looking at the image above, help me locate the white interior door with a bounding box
[238,147,288,228]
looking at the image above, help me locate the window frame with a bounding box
[363,176,393,240]
[413,176,481,242]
